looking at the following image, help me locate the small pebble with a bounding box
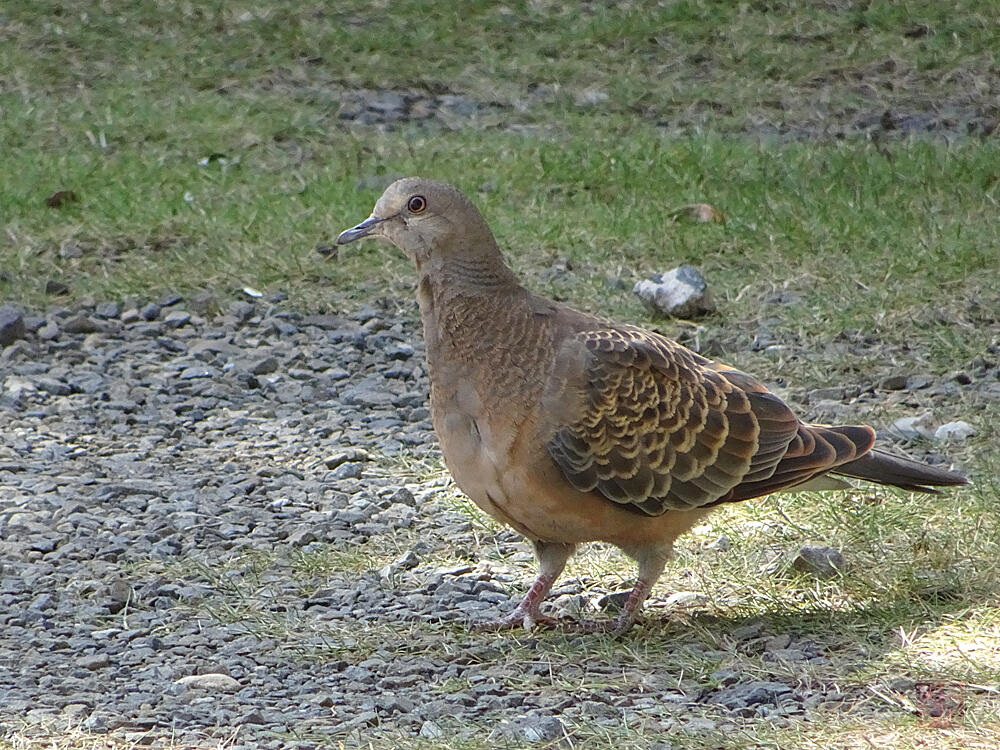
[174,674,240,692]
[792,546,845,579]
[934,421,976,441]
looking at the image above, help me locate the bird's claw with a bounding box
[473,610,638,635]
[474,608,561,632]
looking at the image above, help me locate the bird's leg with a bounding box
[610,544,671,634]
[562,544,672,635]
[491,540,575,632]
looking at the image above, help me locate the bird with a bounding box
[335,178,969,634]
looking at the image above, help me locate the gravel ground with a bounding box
[1,296,473,746]
[251,77,1000,141]
[0,294,994,748]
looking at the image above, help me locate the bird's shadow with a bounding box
[441,592,994,725]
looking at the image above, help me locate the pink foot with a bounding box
[476,607,561,632]
[472,571,560,632]
[569,579,653,635]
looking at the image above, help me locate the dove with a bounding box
[336,178,968,633]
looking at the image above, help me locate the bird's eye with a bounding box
[407,195,427,214]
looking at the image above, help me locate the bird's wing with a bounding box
[547,326,875,515]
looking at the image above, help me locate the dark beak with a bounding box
[336,215,383,245]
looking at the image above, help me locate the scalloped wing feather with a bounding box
[547,327,876,516]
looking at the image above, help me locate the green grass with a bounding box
[2,0,998,315]
[3,1,1000,748]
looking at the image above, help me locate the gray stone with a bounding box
[792,545,845,579]
[765,648,809,662]
[419,719,444,739]
[179,366,218,380]
[880,374,909,390]
[680,717,717,733]
[163,310,192,328]
[387,487,416,506]
[174,673,240,691]
[574,87,610,107]
[77,653,111,671]
[633,265,715,318]
[664,591,707,607]
[324,448,373,469]
[551,593,589,617]
[367,91,406,114]
[95,301,122,319]
[808,387,846,402]
[238,710,266,725]
[63,312,101,334]
[708,681,793,709]
[140,303,161,321]
[384,342,415,360]
[342,386,394,407]
[889,677,917,692]
[35,377,71,396]
[495,715,567,744]
[597,590,631,611]
[0,306,26,345]
[906,374,934,390]
[764,634,791,651]
[331,462,364,480]
[380,550,421,581]
[45,279,70,295]
[711,669,740,687]
[707,535,732,552]
[438,94,481,117]
[250,355,280,375]
[188,291,218,315]
[287,528,318,546]
[268,318,298,336]
[83,713,109,731]
[231,300,255,321]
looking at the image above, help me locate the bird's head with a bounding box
[336,178,499,269]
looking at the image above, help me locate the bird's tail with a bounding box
[833,448,970,494]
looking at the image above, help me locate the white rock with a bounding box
[419,720,444,740]
[934,421,976,441]
[174,673,240,692]
[665,591,708,607]
[891,414,935,440]
[3,375,37,395]
[633,265,715,318]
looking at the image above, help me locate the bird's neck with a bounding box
[419,242,519,293]
[414,245,521,311]
[441,256,520,291]
[414,250,535,391]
